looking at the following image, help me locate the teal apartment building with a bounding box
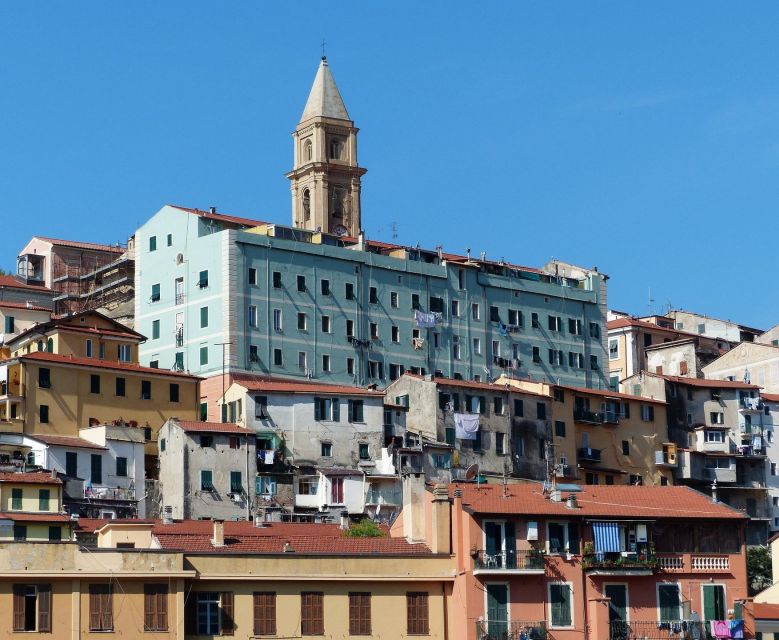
[133,58,609,406]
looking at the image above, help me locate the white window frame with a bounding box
[483,582,511,633]
[704,430,725,443]
[273,309,282,332]
[471,303,480,321]
[321,315,331,334]
[547,581,575,629]
[451,300,460,317]
[248,305,258,328]
[655,582,682,622]
[473,337,482,355]
[298,351,307,371]
[603,583,630,624]
[608,338,620,360]
[322,354,331,372]
[546,521,573,555]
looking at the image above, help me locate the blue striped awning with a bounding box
[593,522,621,553]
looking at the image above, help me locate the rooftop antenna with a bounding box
[648,287,655,316]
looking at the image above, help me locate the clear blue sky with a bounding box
[3,3,778,328]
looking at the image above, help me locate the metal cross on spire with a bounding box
[321,39,327,60]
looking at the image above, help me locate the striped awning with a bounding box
[593,521,621,553]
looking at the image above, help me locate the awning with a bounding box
[593,522,621,553]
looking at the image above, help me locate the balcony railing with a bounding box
[740,397,763,411]
[473,549,545,572]
[574,408,603,424]
[84,486,136,501]
[578,447,602,463]
[582,551,656,573]
[476,620,548,640]
[610,620,709,640]
[174,293,185,305]
[656,553,732,573]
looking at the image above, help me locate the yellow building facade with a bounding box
[0,471,71,542]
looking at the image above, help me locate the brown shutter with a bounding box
[89,587,101,631]
[157,587,168,632]
[349,592,371,635]
[254,592,276,636]
[220,591,234,636]
[144,585,168,631]
[144,586,155,631]
[301,592,324,635]
[38,584,52,633]
[12,585,25,632]
[407,592,429,635]
[103,587,114,631]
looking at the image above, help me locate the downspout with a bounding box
[245,434,251,521]
[581,527,589,640]
[441,582,449,640]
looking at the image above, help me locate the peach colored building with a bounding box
[438,482,750,640]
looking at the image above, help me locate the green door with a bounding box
[605,585,627,622]
[486,584,508,639]
[702,585,725,622]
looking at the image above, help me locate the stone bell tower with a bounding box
[286,57,367,237]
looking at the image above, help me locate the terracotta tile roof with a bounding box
[661,375,760,390]
[170,205,267,229]
[74,518,157,533]
[752,603,779,620]
[232,374,383,397]
[607,317,711,342]
[8,309,144,346]
[0,276,52,292]
[152,520,431,555]
[0,471,61,485]
[762,393,779,403]
[35,236,124,253]
[0,512,70,522]
[16,352,201,380]
[432,376,550,398]
[0,301,51,312]
[449,482,745,520]
[557,384,667,405]
[176,421,254,435]
[27,434,107,450]
[55,324,144,341]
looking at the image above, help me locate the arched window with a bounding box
[47,338,53,352]
[303,139,313,162]
[302,189,311,221]
[329,138,343,160]
[37,340,44,352]
[330,186,345,218]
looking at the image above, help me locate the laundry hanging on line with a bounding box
[414,310,437,328]
[454,413,480,440]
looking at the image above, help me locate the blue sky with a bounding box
[2,3,779,328]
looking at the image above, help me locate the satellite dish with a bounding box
[465,464,479,481]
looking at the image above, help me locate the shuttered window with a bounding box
[349,592,371,635]
[407,592,429,635]
[144,584,168,631]
[253,592,276,635]
[549,583,573,628]
[89,584,113,631]
[12,584,51,632]
[301,591,324,635]
[220,591,234,636]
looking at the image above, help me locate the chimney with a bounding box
[430,484,451,555]
[549,488,562,503]
[339,510,349,531]
[711,479,718,504]
[162,506,173,525]
[452,488,464,572]
[209,206,216,215]
[211,519,225,547]
[50,468,57,480]
[565,494,578,510]
[402,474,426,543]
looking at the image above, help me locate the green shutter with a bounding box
[550,584,572,627]
[568,523,580,554]
[658,584,680,621]
[332,399,340,422]
[39,489,50,511]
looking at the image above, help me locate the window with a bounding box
[89,584,113,631]
[472,337,481,355]
[496,432,506,455]
[532,346,541,363]
[322,354,331,372]
[590,355,599,370]
[167,381,179,402]
[568,318,582,335]
[90,374,101,394]
[4,316,14,333]
[640,405,655,421]
[66,452,78,477]
[273,309,282,332]
[453,335,461,360]
[548,315,562,332]
[359,443,370,460]
[621,440,630,456]
[40,404,49,424]
[365,286,377,305]
[298,351,307,371]
[49,526,61,541]
[555,421,566,437]
[199,345,209,367]
[710,412,724,425]
[392,326,400,343]
[272,271,282,288]
[514,399,524,417]
[629,474,643,486]
[143,584,168,632]
[151,283,160,302]
[141,380,152,400]
[347,358,355,375]
[489,305,500,322]
[195,592,224,636]
[11,488,22,510]
[115,377,126,397]
[493,396,504,415]
[85,339,93,358]
[492,340,501,358]
[390,291,399,308]
[297,275,306,292]
[320,279,331,295]
[248,267,258,285]
[406,592,429,635]
[451,300,460,317]
[13,584,52,632]
[253,592,276,636]
[704,430,725,444]
[246,305,258,328]
[412,294,420,310]
[321,315,331,333]
[116,457,128,477]
[201,470,214,491]
[198,270,209,288]
[349,592,371,635]
[537,403,547,420]
[657,584,682,622]
[149,236,157,252]
[301,592,324,635]
[160,438,166,452]
[547,522,579,554]
[589,322,600,338]
[230,471,242,493]
[273,349,283,367]
[608,338,619,360]
[430,296,444,313]
[37,367,51,389]
[531,312,540,328]
[298,477,318,495]
[13,525,26,541]
[349,399,365,422]
[433,453,452,468]
[549,583,573,628]
[548,349,563,366]
[91,454,103,484]
[368,360,383,379]
[346,282,355,300]
[471,303,480,320]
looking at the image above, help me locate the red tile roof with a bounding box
[662,375,760,390]
[16,352,201,380]
[433,376,550,398]
[754,603,779,620]
[0,513,70,522]
[35,236,125,253]
[151,520,431,555]
[176,421,254,435]
[449,482,745,520]
[232,374,383,397]
[28,434,107,450]
[557,384,667,405]
[0,301,51,312]
[56,324,144,341]
[0,276,52,292]
[0,471,61,485]
[170,205,268,229]
[762,393,779,403]
[607,317,715,342]
[75,518,157,533]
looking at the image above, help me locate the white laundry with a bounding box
[454,413,480,440]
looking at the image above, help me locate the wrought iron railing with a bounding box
[473,550,545,571]
[610,620,714,640]
[476,620,548,640]
[583,551,656,571]
[574,408,603,424]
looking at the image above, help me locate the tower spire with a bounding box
[300,56,350,123]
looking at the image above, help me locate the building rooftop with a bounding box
[300,57,350,122]
[27,433,107,450]
[170,205,268,229]
[14,352,201,380]
[0,471,61,485]
[233,374,383,397]
[0,301,51,312]
[558,383,667,405]
[0,275,52,293]
[175,421,255,435]
[661,375,761,390]
[33,236,125,254]
[449,482,746,520]
[762,393,779,403]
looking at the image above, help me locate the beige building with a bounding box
[0,301,51,356]
[703,341,779,392]
[0,470,71,542]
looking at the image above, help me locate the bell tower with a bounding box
[287,57,367,237]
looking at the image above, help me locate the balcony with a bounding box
[654,450,677,467]
[174,293,185,305]
[740,397,763,412]
[574,408,603,425]
[582,551,656,576]
[656,553,731,573]
[83,486,136,501]
[475,620,547,640]
[704,467,737,483]
[578,447,602,463]
[610,620,709,640]
[472,550,545,575]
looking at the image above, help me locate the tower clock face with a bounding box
[333,224,348,237]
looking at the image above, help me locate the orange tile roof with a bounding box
[152,520,432,555]
[0,471,61,485]
[0,301,51,312]
[56,324,144,340]
[176,421,254,435]
[75,517,157,533]
[432,376,550,399]
[0,276,52,292]
[557,384,667,405]
[35,236,124,253]
[752,603,779,620]
[607,317,712,342]
[449,482,745,520]
[232,374,383,396]
[28,434,107,450]
[0,513,70,522]
[170,205,268,229]
[662,375,760,390]
[763,393,779,403]
[16,352,201,380]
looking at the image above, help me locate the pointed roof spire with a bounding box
[300,57,350,122]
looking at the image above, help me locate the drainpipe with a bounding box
[441,582,449,640]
